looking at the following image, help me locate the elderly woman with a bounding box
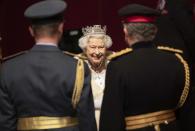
[77,25,113,129]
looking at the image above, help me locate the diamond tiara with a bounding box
[82,25,107,36]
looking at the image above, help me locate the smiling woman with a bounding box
[76,25,113,130]
[77,25,113,73]
[86,37,106,70]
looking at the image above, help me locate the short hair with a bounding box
[124,23,157,42]
[78,34,112,50]
[31,22,61,37]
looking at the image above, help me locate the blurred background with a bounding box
[0,0,195,57]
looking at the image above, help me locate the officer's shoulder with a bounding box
[2,50,28,63]
[107,48,133,60]
[157,46,183,54]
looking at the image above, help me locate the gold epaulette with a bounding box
[63,51,77,57]
[2,51,27,62]
[157,46,183,54]
[107,48,133,60]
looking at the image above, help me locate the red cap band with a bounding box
[122,16,157,23]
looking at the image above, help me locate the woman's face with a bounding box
[85,37,106,67]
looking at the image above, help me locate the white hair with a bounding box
[78,34,112,50]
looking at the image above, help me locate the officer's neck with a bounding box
[35,37,58,46]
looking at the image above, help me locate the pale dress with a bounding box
[87,62,106,130]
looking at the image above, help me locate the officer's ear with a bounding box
[123,27,130,43]
[28,26,35,37]
[58,22,64,34]
[123,27,128,36]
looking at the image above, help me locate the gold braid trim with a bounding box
[107,48,133,60]
[17,116,78,130]
[2,50,27,62]
[157,46,183,54]
[75,53,88,60]
[63,51,77,57]
[175,53,190,108]
[72,59,84,109]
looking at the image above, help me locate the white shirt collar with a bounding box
[36,42,57,46]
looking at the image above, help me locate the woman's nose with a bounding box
[95,49,100,54]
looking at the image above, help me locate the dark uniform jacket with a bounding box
[0,45,97,131]
[100,41,194,131]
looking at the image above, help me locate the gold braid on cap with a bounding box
[72,59,84,109]
[107,48,133,60]
[175,53,190,108]
[157,46,183,54]
[82,25,106,36]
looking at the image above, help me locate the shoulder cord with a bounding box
[175,53,190,108]
[72,59,84,109]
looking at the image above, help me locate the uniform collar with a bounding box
[131,41,155,49]
[30,44,60,52]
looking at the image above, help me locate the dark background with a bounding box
[0,0,195,57]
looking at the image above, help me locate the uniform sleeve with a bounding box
[0,67,17,131]
[76,63,97,131]
[99,61,126,131]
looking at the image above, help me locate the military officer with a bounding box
[100,4,194,131]
[0,0,96,131]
